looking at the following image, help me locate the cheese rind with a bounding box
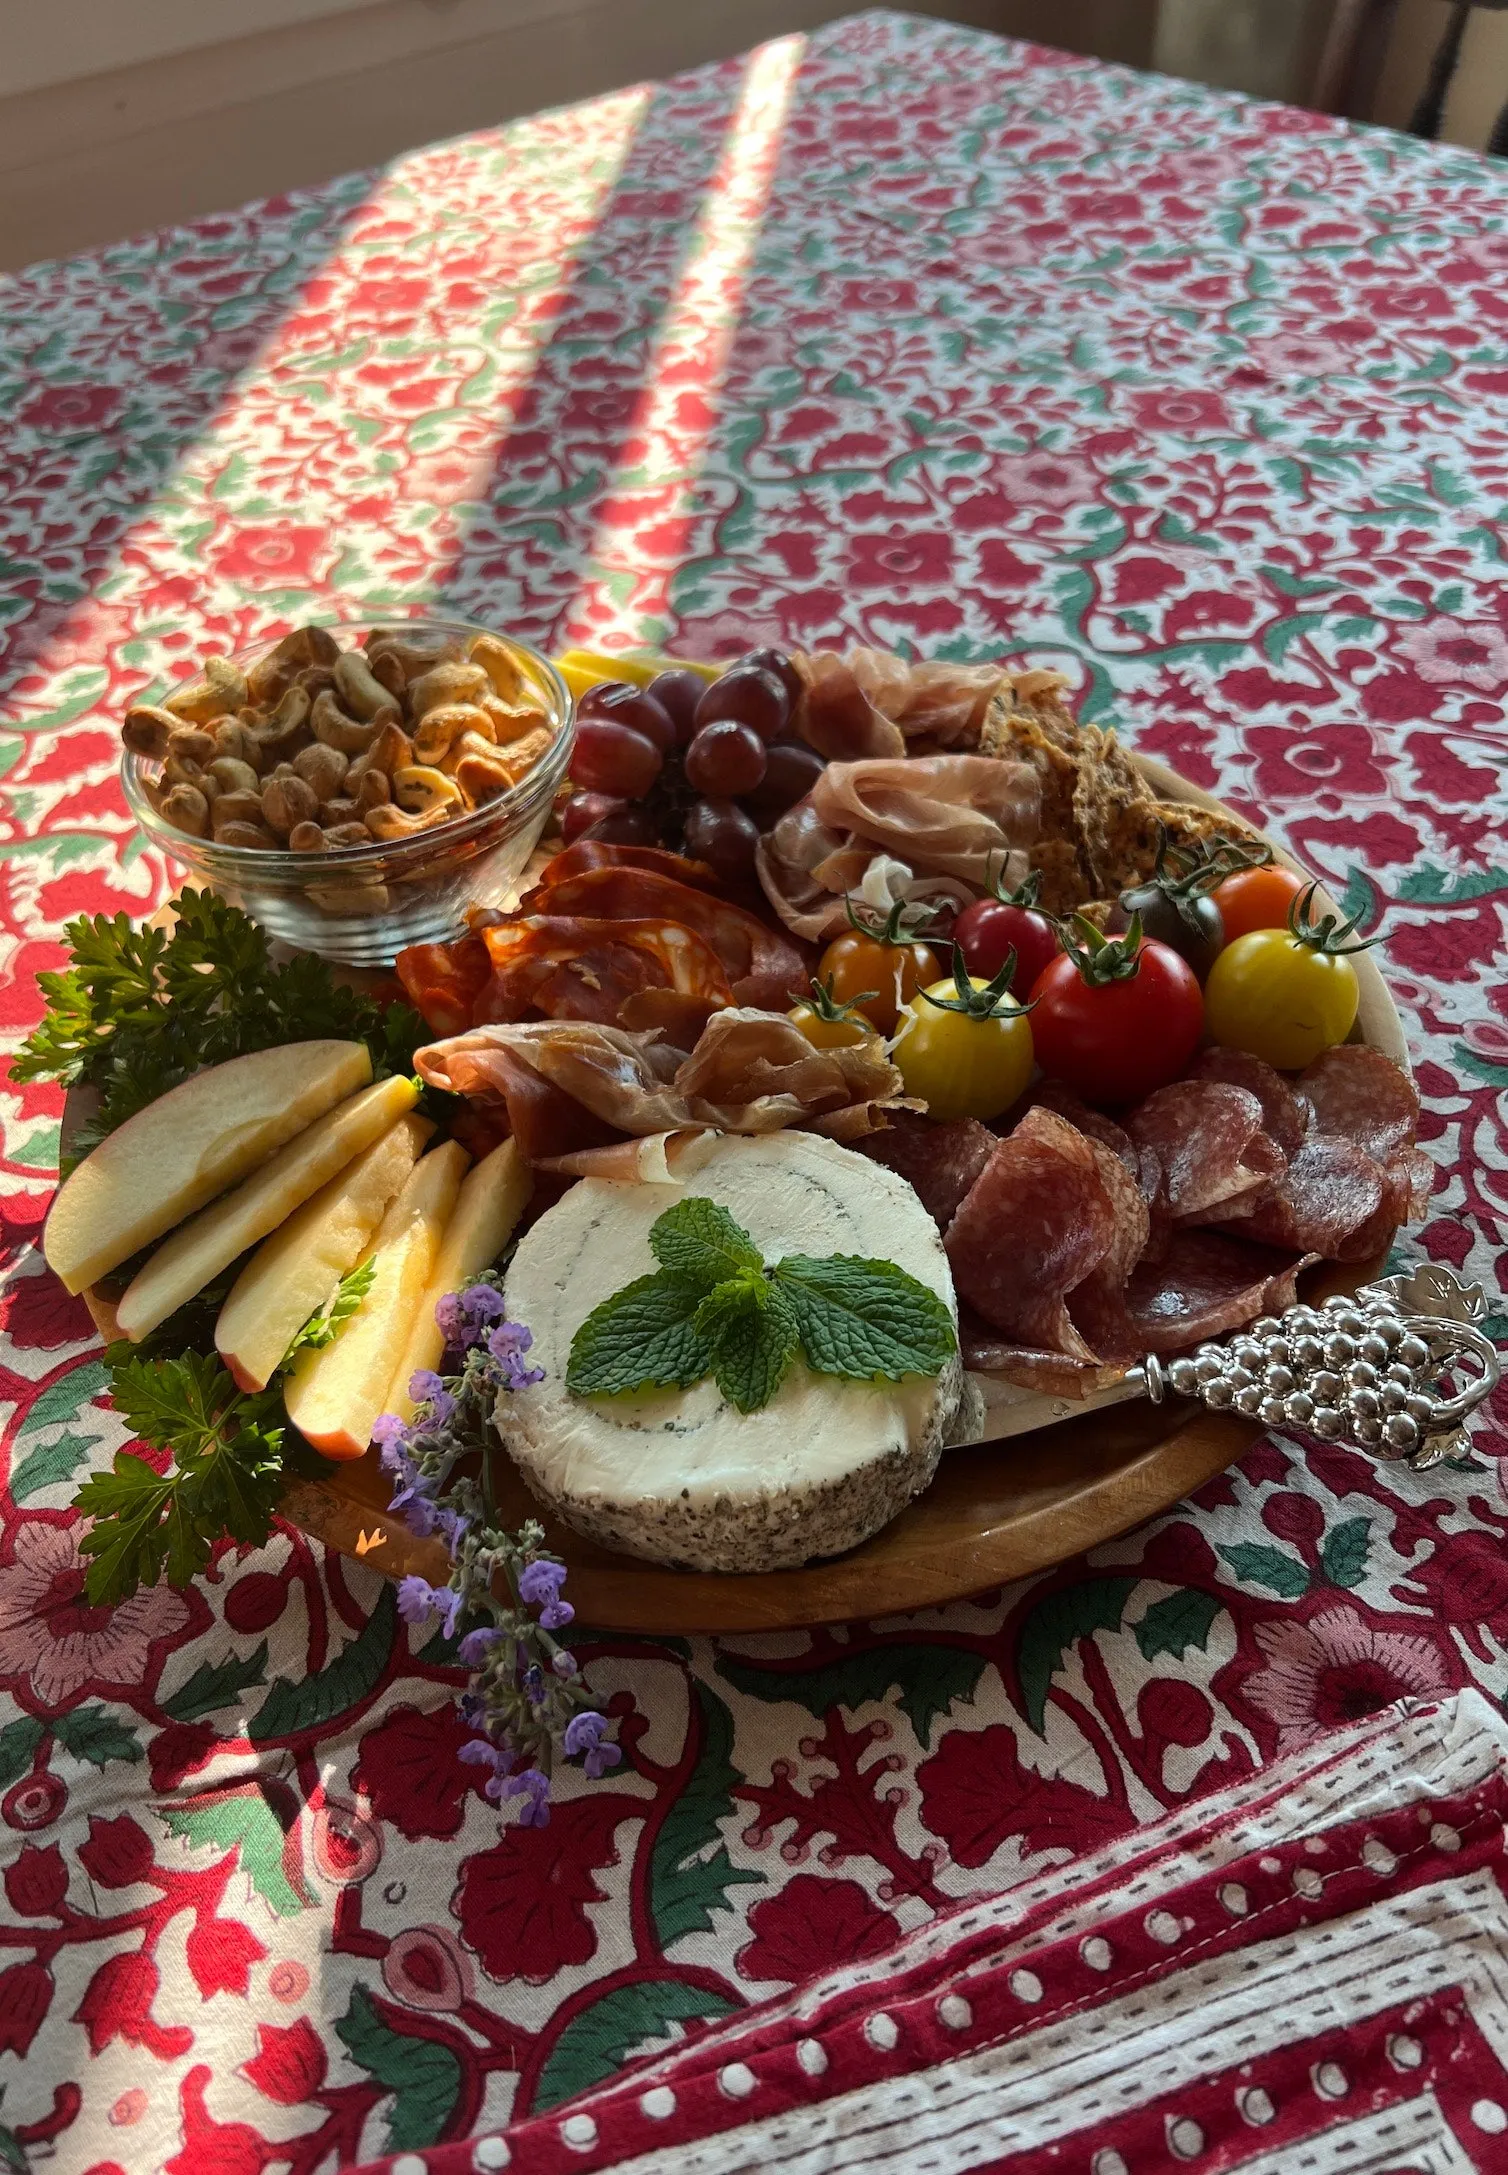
[499,1133,960,1571]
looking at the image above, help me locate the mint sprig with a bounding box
[566,1200,955,1412]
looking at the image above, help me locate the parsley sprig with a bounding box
[14,889,429,1164]
[75,1260,376,1605]
[566,1198,956,1413]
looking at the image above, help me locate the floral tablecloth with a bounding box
[2,11,1507,2171]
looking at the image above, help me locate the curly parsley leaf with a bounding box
[280,1258,377,1364]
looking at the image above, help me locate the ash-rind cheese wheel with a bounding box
[499,1133,962,1573]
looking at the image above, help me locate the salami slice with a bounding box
[958,1312,1128,1397]
[856,1112,997,1231]
[1124,1231,1317,1354]
[1228,1134,1385,1258]
[1125,1081,1284,1222]
[1299,1046,1419,1163]
[1032,1081,1161,1208]
[1186,1047,1307,1156]
[946,1108,1118,1357]
[1066,1134,1152,1362]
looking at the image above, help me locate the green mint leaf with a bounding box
[695,1277,799,1415]
[649,1198,763,1293]
[279,1258,377,1366]
[774,1255,956,1382]
[567,1272,716,1398]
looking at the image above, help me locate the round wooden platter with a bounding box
[75,757,1408,1633]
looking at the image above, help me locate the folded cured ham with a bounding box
[414,1007,911,1169]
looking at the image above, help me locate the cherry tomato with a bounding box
[1030,921,1204,1105]
[893,972,1034,1122]
[1210,863,1309,944]
[818,920,942,1033]
[954,898,1058,992]
[1205,928,1359,1071]
[788,977,877,1052]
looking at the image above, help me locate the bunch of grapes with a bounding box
[561,648,824,884]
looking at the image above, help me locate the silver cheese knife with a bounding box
[956,1264,1501,1472]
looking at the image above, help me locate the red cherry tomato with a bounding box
[1030,931,1204,1106]
[954,898,1058,993]
[1210,863,1309,944]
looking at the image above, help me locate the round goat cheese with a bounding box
[499,1131,961,1572]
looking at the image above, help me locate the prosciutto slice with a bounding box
[945,1109,1120,1358]
[795,647,1009,756]
[415,1008,909,1165]
[810,755,1040,888]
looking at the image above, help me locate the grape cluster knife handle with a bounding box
[964,1265,1501,1470]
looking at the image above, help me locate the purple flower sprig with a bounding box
[377,1279,617,1825]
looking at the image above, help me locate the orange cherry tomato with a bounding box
[817,928,942,1033]
[1211,863,1310,944]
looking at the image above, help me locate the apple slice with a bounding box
[46,1040,373,1295]
[116,1072,421,1343]
[390,1139,533,1418]
[215,1112,435,1392]
[283,1140,470,1460]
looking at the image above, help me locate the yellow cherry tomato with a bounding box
[788,999,875,1052]
[892,975,1035,1122]
[1204,928,1359,1071]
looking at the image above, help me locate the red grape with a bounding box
[694,665,791,744]
[685,720,767,796]
[584,805,659,847]
[684,796,759,883]
[572,719,664,797]
[562,791,627,845]
[746,741,824,826]
[645,669,706,747]
[577,680,676,754]
[741,647,802,708]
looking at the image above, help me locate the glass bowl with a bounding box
[121,614,574,968]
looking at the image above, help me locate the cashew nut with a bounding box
[122,704,182,759]
[161,783,211,838]
[479,692,549,746]
[291,740,347,800]
[322,821,375,849]
[365,801,450,842]
[216,819,280,849]
[247,684,313,768]
[212,717,262,767]
[207,755,262,798]
[354,768,392,812]
[413,702,492,765]
[288,820,329,853]
[311,689,379,756]
[261,773,318,837]
[161,654,248,724]
[393,764,463,817]
[319,796,361,827]
[452,739,519,805]
[334,649,402,724]
[406,659,489,721]
[246,624,340,704]
[468,633,525,702]
[365,629,462,680]
[211,790,266,834]
[346,720,412,782]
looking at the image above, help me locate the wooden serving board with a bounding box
[75,757,1410,1633]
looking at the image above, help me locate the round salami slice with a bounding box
[1124,1230,1316,1354]
[946,1108,1117,1357]
[1066,1133,1152,1363]
[1187,1047,1307,1156]
[1299,1046,1419,1163]
[1125,1081,1283,1223]
[1228,1133,1384,1258]
[1033,1080,1161,1208]
[958,1318,1129,1398]
[857,1112,997,1232]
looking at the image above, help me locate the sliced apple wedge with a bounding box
[214,1112,435,1392]
[391,1139,533,1419]
[283,1140,470,1460]
[46,1040,373,1295]
[116,1072,421,1343]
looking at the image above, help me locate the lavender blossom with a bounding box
[564,1711,622,1779]
[497,1768,551,1825]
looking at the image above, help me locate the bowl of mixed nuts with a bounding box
[120,615,574,966]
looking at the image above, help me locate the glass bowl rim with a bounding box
[119,612,575,872]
